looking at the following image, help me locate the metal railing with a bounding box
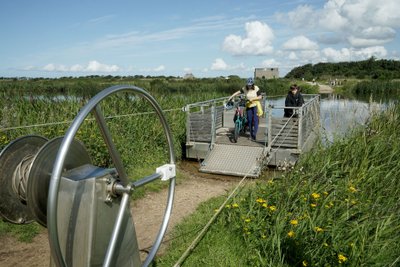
[266,94,320,153]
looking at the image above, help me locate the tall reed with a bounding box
[222,104,400,266]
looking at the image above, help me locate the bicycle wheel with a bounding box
[233,119,241,143]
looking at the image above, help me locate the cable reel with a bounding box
[0,85,176,267]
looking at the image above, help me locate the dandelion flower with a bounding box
[287,231,295,238]
[262,203,268,208]
[256,197,266,203]
[290,219,298,226]
[311,192,320,200]
[269,205,277,212]
[338,254,347,264]
[314,226,324,233]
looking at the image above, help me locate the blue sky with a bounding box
[1,0,399,78]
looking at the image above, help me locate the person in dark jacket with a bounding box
[284,84,304,118]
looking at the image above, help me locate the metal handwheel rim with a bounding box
[47,85,176,267]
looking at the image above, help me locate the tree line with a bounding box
[285,57,400,80]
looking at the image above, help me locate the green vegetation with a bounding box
[1,73,396,265]
[0,76,301,241]
[285,57,400,80]
[157,104,400,266]
[0,220,41,242]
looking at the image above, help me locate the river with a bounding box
[265,93,388,143]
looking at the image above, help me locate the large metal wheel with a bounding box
[47,85,176,267]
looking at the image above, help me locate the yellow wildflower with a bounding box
[314,226,324,233]
[311,192,321,200]
[323,191,329,196]
[287,231,295,238]
[256,197,266,203]
[244,218,251,223]
[269,205,277,212]
[262,203,268,208]
[261,234,267,239]
[349,186,357,193]
[338,254,348,264]
[310,203,317,208]
[225,204,231,208]
[302,260,308,266]
[232,203,239,208]
[290,219,298,226]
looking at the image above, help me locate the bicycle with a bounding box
[225,96,247,143]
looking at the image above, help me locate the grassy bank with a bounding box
[157,104,400,266]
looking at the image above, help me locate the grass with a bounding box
[0,220,41,242]
[153,195,250,267]
[156,104,400,266]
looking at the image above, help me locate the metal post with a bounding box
[210,104,216,148]
[185,104,191,143]
[268,105,272,149]
[298,106,303,151]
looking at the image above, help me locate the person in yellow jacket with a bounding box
[228,77,263,141]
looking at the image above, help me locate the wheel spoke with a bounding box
[103,192,130,267]
[93,104,128,186]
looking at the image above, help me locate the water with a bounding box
[265,93,388,143]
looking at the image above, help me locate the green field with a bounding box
[2,76,398,266]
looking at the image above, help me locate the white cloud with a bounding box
[211,58,228,70]
[276,5,317,29]
[288,52,298,60]
[40,61,121,73]
[153,65,165,72]
[322,47,351,61]
[320,0,400,47]
[210,58,246,71]
[222,21,274,56]
[140,65,166,72]
[86,60,120,72]
[261,59,278,68]
[282,36,319,51]
[322,46,388,62]
[278,0,400,50]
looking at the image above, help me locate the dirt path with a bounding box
[0,161,238,266]
[305,81,334,94]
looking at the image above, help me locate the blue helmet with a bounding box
[246,77,254,86]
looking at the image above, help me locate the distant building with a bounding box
[183,73,195,79]
[254,68,279,79]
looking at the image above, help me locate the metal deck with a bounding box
[199,144,266,177]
